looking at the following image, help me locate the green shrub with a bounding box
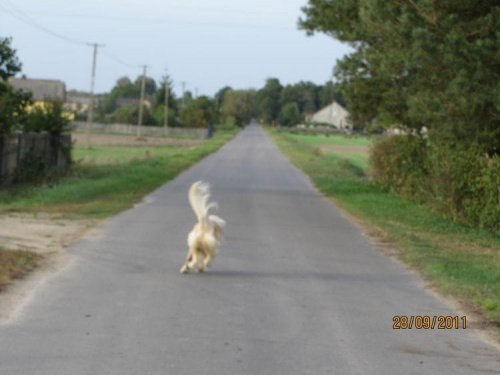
[370,135,428,199]
[427,147,500,228]
[217,115,238,130]
[23,100,70,135]
[371,136,500,229]
[0,83,31,135]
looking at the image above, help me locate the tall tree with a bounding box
[318,81,344,108]
[300,1,500,150]
[0,37,30,134]
[134,75,157,96]
[280,81,319,115]
[180,96,216,128]
[0,37,21,80]
[214,86,232,109]
[154,75,178,127]
[220,89,256,126]
[256,78,282,123]
[278,102,302,126]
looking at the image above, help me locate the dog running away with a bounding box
[180,181,226,274]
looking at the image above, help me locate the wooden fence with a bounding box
[71,122,207,139]
[0,132,71,185]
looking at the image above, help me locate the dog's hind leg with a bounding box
[202,252,213,270]
[180,249,195,273]
[197,252,207,272]
[188,247,202,270]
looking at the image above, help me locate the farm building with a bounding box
[308,101,351,132]
[8,76,66,102]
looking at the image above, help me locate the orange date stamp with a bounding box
[393,315,467,329]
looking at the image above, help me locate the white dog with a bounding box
[180,181,225,273]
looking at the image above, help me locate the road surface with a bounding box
[1,124,498,374]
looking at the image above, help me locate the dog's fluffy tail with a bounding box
[189,181,217,228]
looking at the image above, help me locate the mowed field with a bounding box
[72,133,205,165]
[284,132,372,171]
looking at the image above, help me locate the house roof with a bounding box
[8,77,66,101]
[309,100,351,128]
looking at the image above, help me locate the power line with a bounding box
[0,1,142,73]
[101,50,137,69]
[0,0,87,46]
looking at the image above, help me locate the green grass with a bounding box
[268,127,500,325]
[73,144,197,165]
[282,131,372,171]
[0,130,238,218]
[283,131,372,146]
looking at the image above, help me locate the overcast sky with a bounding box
[0,0,351,97]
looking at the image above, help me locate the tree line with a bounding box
[77,76,344,128]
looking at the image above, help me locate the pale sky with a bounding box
[0,0,351,97]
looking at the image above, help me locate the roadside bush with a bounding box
[278,102,301,127]
[217,115,238,131]
[426,146,500,228]
[152,105,176,127]
[371,136,500,229]
[16,100,73,184]
[112,104,156,126]
[370,135,428,199]
[23,100,71,135]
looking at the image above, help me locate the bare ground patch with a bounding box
[0,213,98,321]
[0,213,96,256]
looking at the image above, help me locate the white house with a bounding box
[309,101,351,131]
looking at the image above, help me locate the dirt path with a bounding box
[0,213,96,256]
[0,213,98,321]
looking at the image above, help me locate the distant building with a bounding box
[8,76,66,102]
[116,98,140,107]
[309,101,351,132]
[116,97,152,109]
[65,94,91,114]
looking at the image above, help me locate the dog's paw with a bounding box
[180,265,189,274]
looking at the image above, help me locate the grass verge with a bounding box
[0,130,237,218]
[268,128,500,327]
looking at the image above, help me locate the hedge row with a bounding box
[371,135,500,229]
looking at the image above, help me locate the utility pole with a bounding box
[181,81,186,109]
[86,43,104,148]
[164,70,169,128]
[137,65,149,137]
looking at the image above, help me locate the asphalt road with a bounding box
[1,123,498,374]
